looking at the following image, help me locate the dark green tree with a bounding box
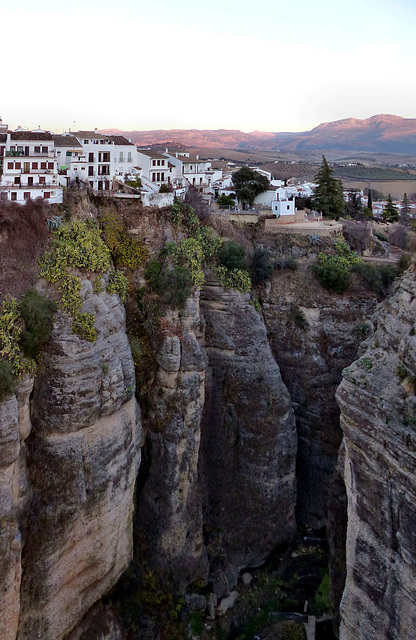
[232,166,270,206]
[311,156,345,219]
[383,194,399,223]
[367,189,373,212]
[345,189,363,219]
[400,193,411,226]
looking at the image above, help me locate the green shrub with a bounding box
[71,313,97,342]
[0,298,36,377]
[215,265,251,293]
[100,211,149,269]
[145,260,193,309]
[19,289,56,360]
[373,229,389,243]
[311,573,331,616]
[217,194,235,206]
[0,359,15,401]
[251,248,272,284]
[106,270,129,302]
[217,241,247,271]
[352,262,397,295]
[313,258,350,293]
[397,253,411,274]
[189,611,204,636]
[275,256,298,271]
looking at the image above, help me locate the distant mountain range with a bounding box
[100,115,416,154]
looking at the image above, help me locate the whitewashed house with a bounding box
[52,135,88,187]
[71,131,137,190]
[271,187,296,217]
[0,130,63,204]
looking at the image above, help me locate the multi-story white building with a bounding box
[52,135,88,187]
[136,149,173,190]
[0,130,63,204]
[71,131,138,190]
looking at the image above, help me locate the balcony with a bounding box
[5,150,55,158]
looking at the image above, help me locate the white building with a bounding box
[52,135,88,187]
[271,187,296,217]
[0,130,63,204]
[71,131,138,190]
[136,149,173,190]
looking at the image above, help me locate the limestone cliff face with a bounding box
[0,280,142,640]
[134,289,209,590]
[262,266,377,528]
[134,281,298,597]
[336,268,416,640]
[199,281,297,594]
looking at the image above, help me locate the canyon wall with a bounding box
[0,280,142,640]
[337,268,416,640]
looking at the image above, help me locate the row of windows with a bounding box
[87,152,133,162]
[152,159,165,167]
[152,172,165,181]
[7,161,54,171]
[13,176,50,185]
[9,145,50,154]
[0,191,54,201]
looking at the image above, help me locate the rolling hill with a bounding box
[100,115,416,154]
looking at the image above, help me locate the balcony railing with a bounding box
[5,150,55,157]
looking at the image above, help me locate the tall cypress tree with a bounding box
[367,189,373,212]
[311,156,345,219]
[383,194,399,223]
[400,192,411,226]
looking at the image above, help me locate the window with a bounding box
[287,205,290,210]
[152,160,156,166]
[24,192,30,200]
[17,146,23,153]
[99,152,110,162]
[7,162,13,170]
[44,192,51,199]
[84,140,89,144]
[89,152,94,162]
[14,177,20,184]
[157,172,160,181]
[161,173,164,181]
[152,173,156,182]
[128,152,132,162]
[41,162,47,170]
[119,153,124,162]
[161,160,164,166]
[88,166,94,176]
[34,146,41,154]
[157,160,160,166]
[11,192,17,201]
[42,147,48,154]
[10,146,15,152]
[100,140,105,144]
[39,176,45,184]
[48,162,54,170]
[89,181,94,188]
[15,162,21,169]
[28,177,33,185]
[0,193,8,202]
[32,162,38,170]
[66,151,72,157]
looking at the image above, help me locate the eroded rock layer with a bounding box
[1,281,142,640]
[199,281,297,594]
[337,268,416,640]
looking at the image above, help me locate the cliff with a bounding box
[0,280,142,640]
[336,267,416,639]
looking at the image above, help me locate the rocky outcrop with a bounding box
[199,281,297,594]
[262,266,376,528]
[134,289,209,590]
[0,280,142,640]
[336,268,416,640]
[0,376,33,640]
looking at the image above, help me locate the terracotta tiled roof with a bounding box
[52,135,82,148]
[11,131,52,141]
[136,149,168,160]
[109,135,134,146]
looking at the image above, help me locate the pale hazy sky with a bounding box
[2,0,416,133]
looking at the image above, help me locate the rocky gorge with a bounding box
[0,198,415,640]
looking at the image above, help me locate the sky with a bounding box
[2,0,416,133]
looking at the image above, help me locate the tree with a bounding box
[232,166,270,206]
[367,189,373,212]
[400,193,411,226]
[217,241,247,270]
[382,194,399,223]
[344,189,363,220]
[311,156,345,219]
[217,194,235,207]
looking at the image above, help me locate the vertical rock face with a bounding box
[0,281,142,640]
[263,268,376,528]
[134,290,209,590]
[0,377,33,640]
[199,281,297,593]
[337,269,416,640]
